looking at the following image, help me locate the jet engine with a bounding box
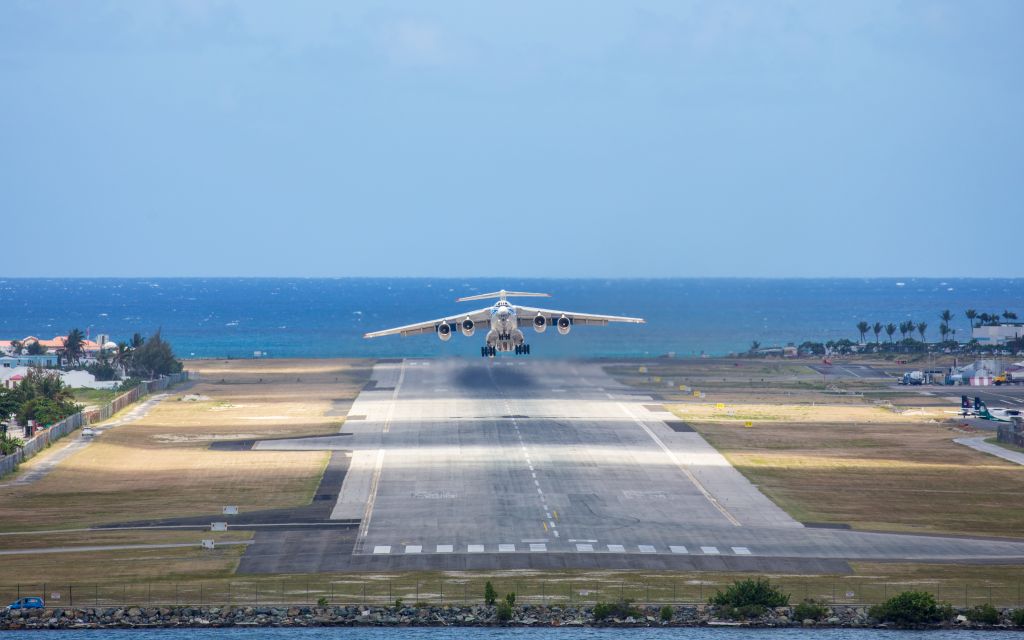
[533,314,547,333]
[557,315,571,335]
[460,317,475,337]
[437,322,452,341]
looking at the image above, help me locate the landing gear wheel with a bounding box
[481,346,487,358]
[525,344,531,355]
[490,346,497,357]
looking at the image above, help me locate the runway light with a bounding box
[715,403,726,410]
[744,421,753,428]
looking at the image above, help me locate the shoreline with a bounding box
[2,604,1018,630]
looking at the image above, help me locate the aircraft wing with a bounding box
[363,307,494,339]
[514,305,645,327]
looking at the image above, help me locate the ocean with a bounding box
[0,278,1019,359]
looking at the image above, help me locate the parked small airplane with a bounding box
[976,399,1023,423]
[363,289,645,357]
[949,395,1024,422]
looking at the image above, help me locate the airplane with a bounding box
[363,289,645,357]
[948,396,1024,422]
[975,398,1023,423]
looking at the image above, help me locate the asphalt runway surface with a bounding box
[234,358,1024,573]
[808,363,893,379]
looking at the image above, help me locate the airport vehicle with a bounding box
[900,371,926,385]
[994,372,1024,386]
[81,427,97,437]
[6,597,44,611]
[364,289,645,357]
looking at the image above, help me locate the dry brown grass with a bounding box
[680,414,1024,538]
[0,359,372,533]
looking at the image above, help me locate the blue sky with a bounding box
[2,1,1021,277]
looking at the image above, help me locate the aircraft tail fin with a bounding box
[457,289,551,302]
[976,398,991,417]
[961,395,970,410]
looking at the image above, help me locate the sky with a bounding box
[1,1,1022,278]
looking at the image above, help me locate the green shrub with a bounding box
[495,601,513,621]
[414,601,428,608]
[720,604,766,620]
[966,603,999,624]
[484,581,497,606]
[593,600,642,621]
[316,596,328,607]
[868,591,948,625]
[1011,609,1024,627]
[710,578,789,609]
[394,598,403,609]
[659,605,673,622]
[793,599,828,621]
[504,592,516,607]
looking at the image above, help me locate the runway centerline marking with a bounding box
[617,402,741,527]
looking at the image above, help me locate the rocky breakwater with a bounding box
[1,604,1021,629]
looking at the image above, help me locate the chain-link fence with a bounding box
[3,578,1022,609]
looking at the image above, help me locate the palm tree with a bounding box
[940,309,953,330]
[966,309,978,328]
[885,323,897,343]
[1004,310,1019,321]
[61,328,86,367]
[917,321,928,343]
[951,328,957,343]
[112,341,131,376]
[873,322,882,344]
[856,321,870,344]
[939,323,949,342]
[990,312,1001,325]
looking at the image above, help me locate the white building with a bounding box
[972,323,1024,345]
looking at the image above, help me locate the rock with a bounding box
[802,619,815,626]
[827,616,840,624]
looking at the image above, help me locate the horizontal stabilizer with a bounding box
[457,289,551,302]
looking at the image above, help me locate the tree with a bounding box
[989,312,1001,325]
[917,321,927,343]
[0,388,19,423]
[965,309,978,328]
[25,340,46,356]
[484,581,497,606]
[112,341,131,377]
[130,332,145,349]
[130,330,183,379]
[885,323,897,343]
[873,322,882,344]
[61,328,86,367]
[939,310,953,341]
[1004,310,1019,321]
[856,321,870,344]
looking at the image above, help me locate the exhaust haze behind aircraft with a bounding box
[363,289,645,357]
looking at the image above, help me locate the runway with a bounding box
[237,358,1024,573]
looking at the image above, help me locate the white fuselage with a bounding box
[486,301,525,352]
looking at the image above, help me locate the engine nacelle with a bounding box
[460,317,475,337]
[437,322,452,342]
[557,315,571,335]
[533,314,547,333]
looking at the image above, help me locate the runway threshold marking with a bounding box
[616,402,742,527]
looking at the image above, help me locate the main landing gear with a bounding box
[481,345,497,357]
[514,344,531,355]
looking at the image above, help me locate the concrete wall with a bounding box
[0,371,189,479]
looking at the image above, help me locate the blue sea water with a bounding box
[4,630,1024,639]
[0,278,1020,359]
